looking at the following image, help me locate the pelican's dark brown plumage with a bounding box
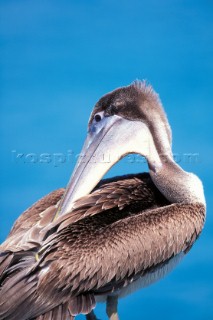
[0,81,206,320]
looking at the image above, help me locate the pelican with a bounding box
[0,80,206,320]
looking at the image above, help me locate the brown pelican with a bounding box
[0,80,206,320]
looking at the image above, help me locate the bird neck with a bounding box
[149,155,205,205]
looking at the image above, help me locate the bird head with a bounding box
[58,80,172,215]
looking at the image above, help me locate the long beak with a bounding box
[57,116,151,216]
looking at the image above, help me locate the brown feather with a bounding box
[0,173,205,319]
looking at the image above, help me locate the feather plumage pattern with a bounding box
[0,174,205,320]
[0,82,206,319]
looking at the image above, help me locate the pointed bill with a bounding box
[57,116,152,216]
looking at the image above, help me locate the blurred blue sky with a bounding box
[0,0,212,319]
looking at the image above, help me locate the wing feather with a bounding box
[37,202,205,298]
[0,173,205,319]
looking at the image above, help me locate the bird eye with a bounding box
[94,114,102,122]
[89,111,105,133]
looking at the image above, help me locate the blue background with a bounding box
[0,1,212,319]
